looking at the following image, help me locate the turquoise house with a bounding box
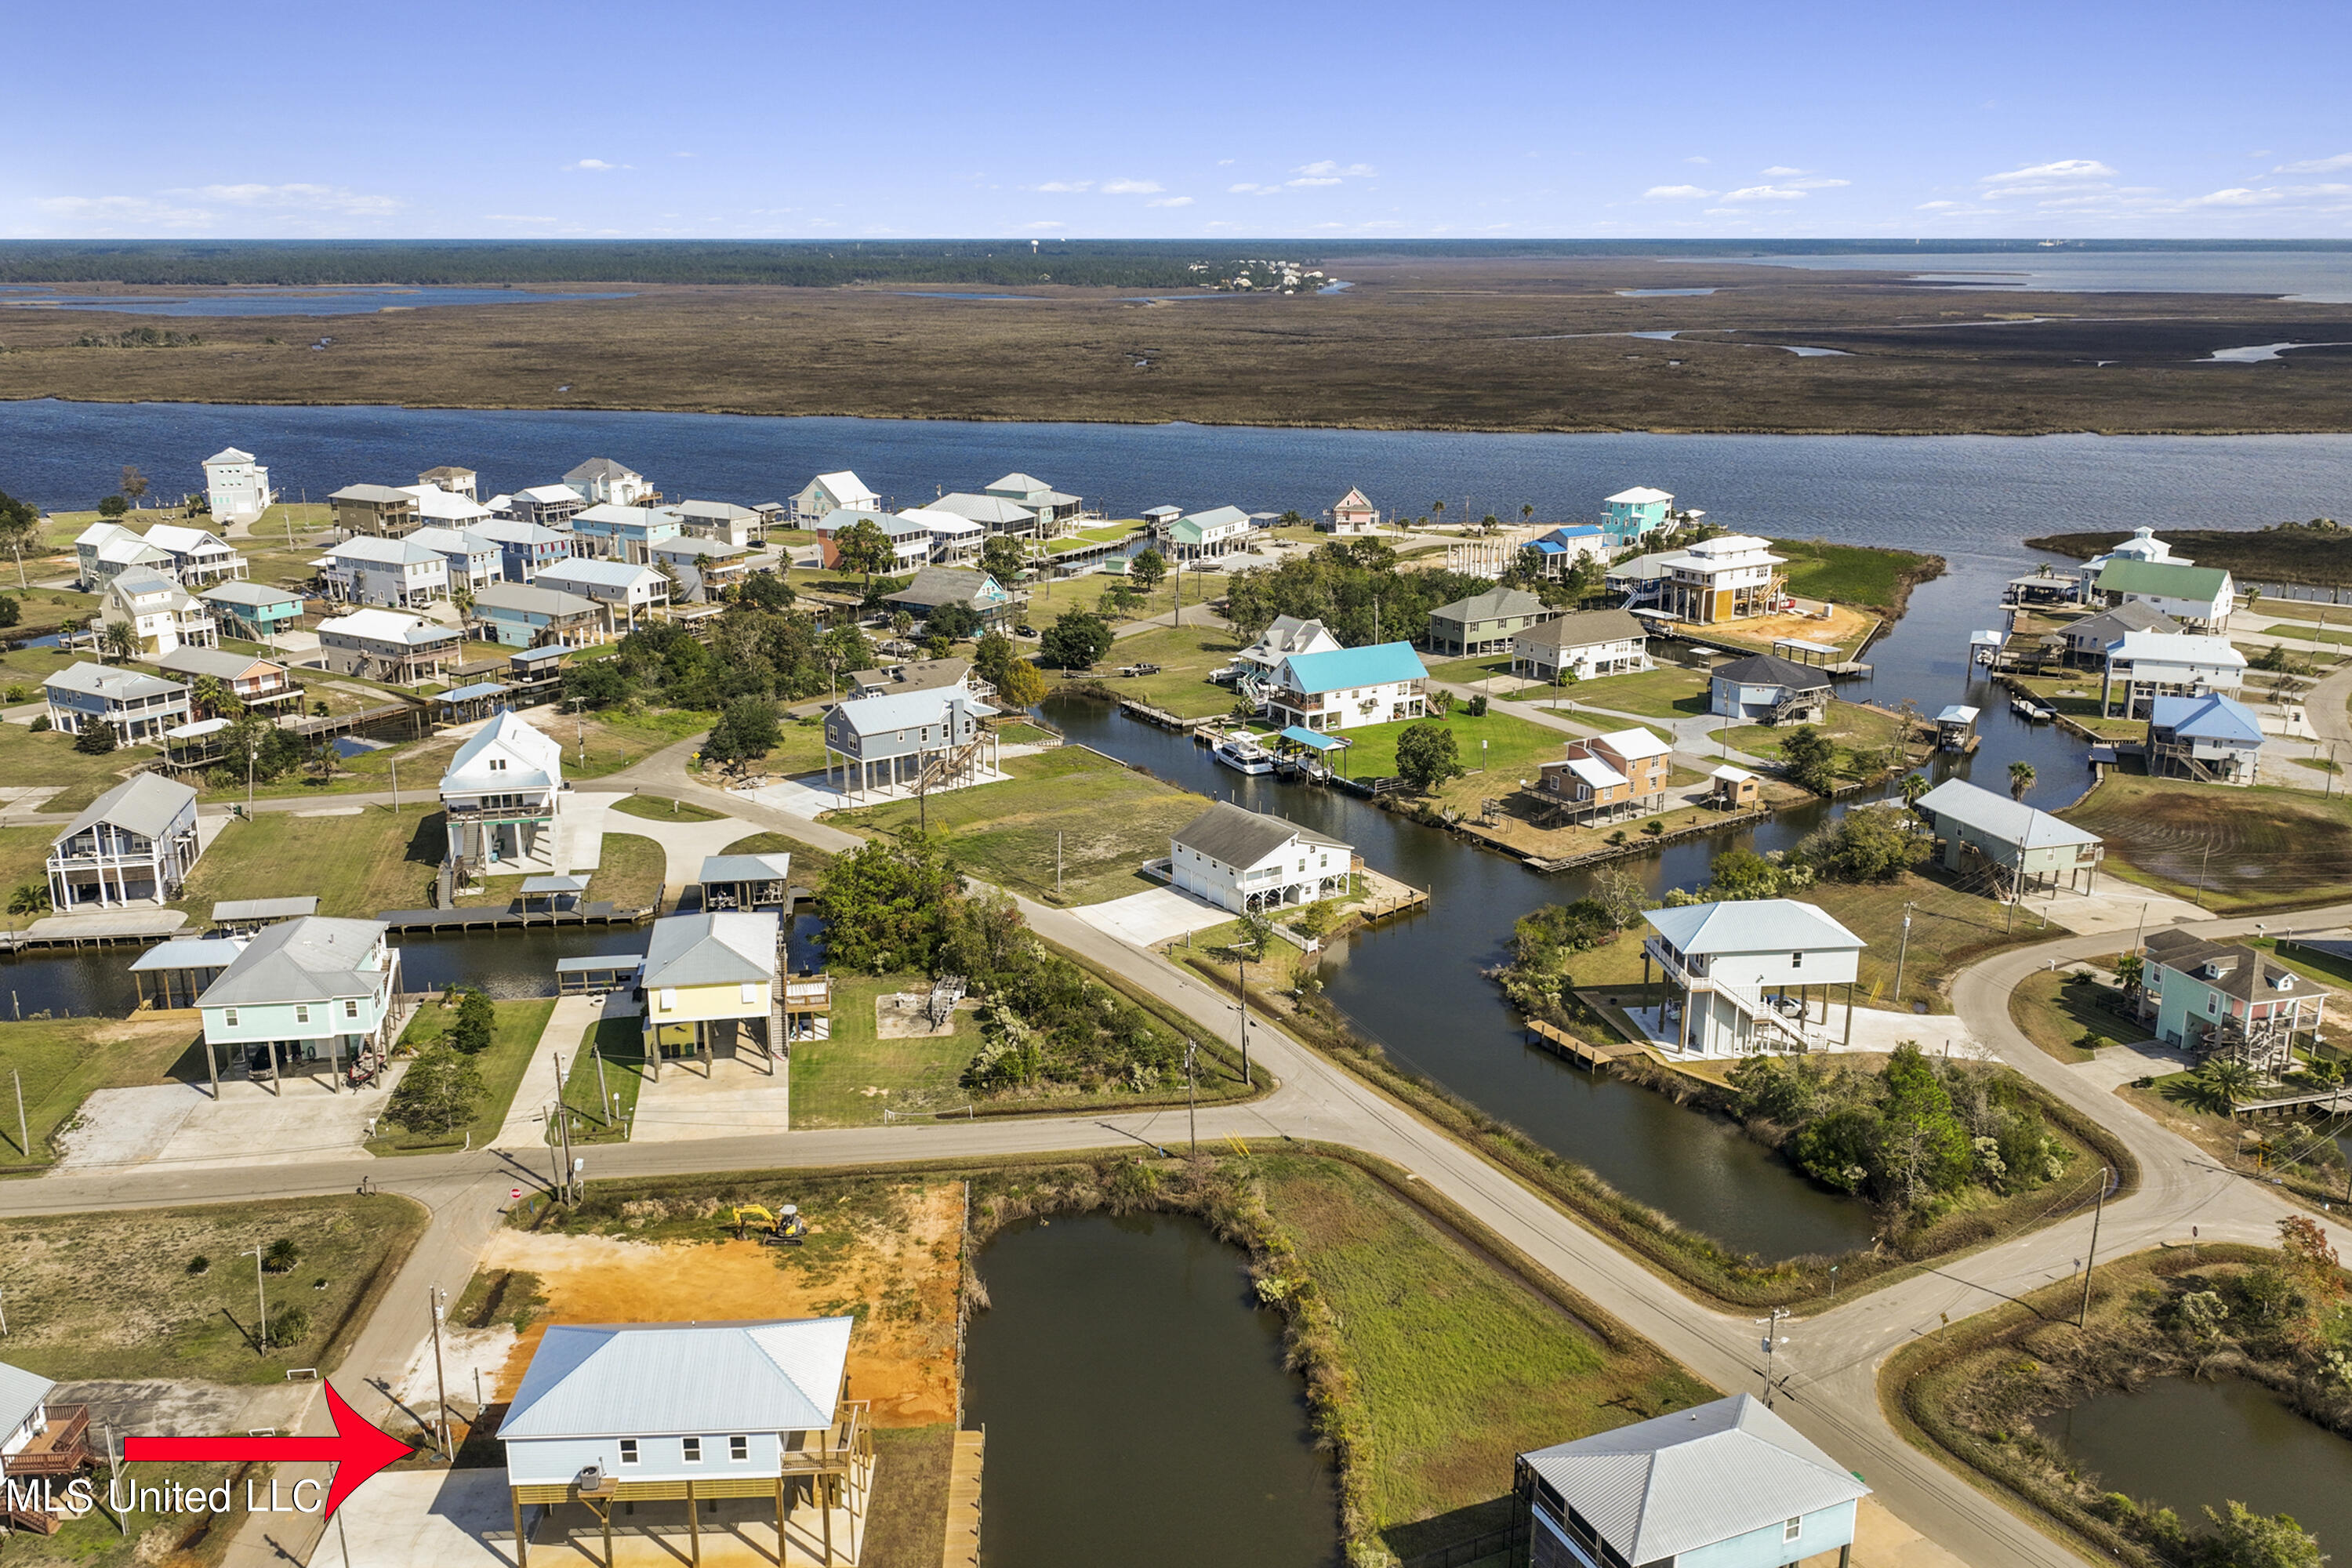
[1518,1395,1869,1568]
[198,580,306,641]
[2140,927,2330,1073]
[1602,486,1676,546]
[195,916,403,1088]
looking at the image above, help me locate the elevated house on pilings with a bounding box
[2141,928,2330,1074]
[1910,778,2103,902]
[0,1359,96,1536]
[1639,899,1867,1058]
[499,1318,873,1567]
[439,711,567,877]
[639,909,785,1076]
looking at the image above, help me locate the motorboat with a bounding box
[1211,731,1276,775]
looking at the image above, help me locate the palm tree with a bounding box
[101,619,137,663]
[1521,503,1536,527]
[2009,760,2036,800]
[1900,771,1930,807]
[1430,500,1445,531]
[2190,1055,2256,1113]
[190,675,234,720]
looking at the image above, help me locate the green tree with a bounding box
[831,518,893,587]
[97,493,130,518]
[263,1236,299,1273]
[738,570,796,612]
[563,659,630,710]
[8,882,51,916]
[73,718,119,756]
[704,697,782,772]
[1778,724,1838,793]
[0,488,39,589]
[101,618,138,662]
[889,608,915,637]
[993,655,1049,711]
[1875,1042,1973,1206]
[0,595,19,630]
[1130,548,1167,593]
[385,1047,485,1137]
[1798,804,1929,883]
[971,630,1020,688]
[927,601,982,642]
[2009,759,2036,800]
[1900,771,1930,807]
[2190,1502,2323,1568]
[1038,608,1113,670]
[190,674,235,720]
[1708,848,1784,900]
[981,535,1028,585]
[1394,722,1465,793]
[821,623,874,686]
[815,835,962,975]
[448,990,496,1054]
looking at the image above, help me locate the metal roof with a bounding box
[318,609,459,647]
[520,876,590,895]
[829,684,993,736]
[1913,779,2103,851]
[2150,692,2266,745]
[212,897,319,922]
[46,660,187,702]
[166,718,231,740]
[328,535,442,565]
[1171,800,1349,867]
[329,483,415,506]
[56,775,197,844]
[2107,631,2245,669]
[1563,756,1628,789]
[538,557,662,590]
[470,517,569,546]
[474,581,601,619]
[1643,898,1865,956]
[440,681,512,702]
[641,910,779,990]
[130,937,249,972]
[198,916,390,1008]
[499,1318,852,1441]
[2097,558,2233,599]
[1276,726,1342,752]
[1274,641,1428,695]
[557,954,643,974]
[1935,705,1980,724]
[1520,1395,1868,1563]
[1431,587,1547,622]
[198,580,304,608]
[152,646,281,681]
[696,854,794,885]
[1591,727,1671,760]
[565,457,644,481]
[0,1359,56,1441]
[442,712,564,793]
[929,492,1037,525]
[1605,486,1675,505]
[511,644,572,665]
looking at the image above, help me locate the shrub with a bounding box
[263,1237,299,1273]
[448,990,496,1054]
[187,1254,210,1275]
[72,719,118,755]
[264,1305,311,1348]
[28,714,49,732]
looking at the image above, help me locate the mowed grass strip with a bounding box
[828,747,1209,906]
[0,1016,204,1173]
[375,996,558,1154]
[172,807,446,918]
[2064,773,2352,912]
[2008,969,2151,1064]
[1722,699,1909,767]
[1559,664,1712,719]
[1261,1153,1711,1555]
[0,724,162,813]
[1053,622,1247,718]
[564,1015,648,1144]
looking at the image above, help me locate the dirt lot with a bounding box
[2065,773,2352,911]
[481,1181,964,1426]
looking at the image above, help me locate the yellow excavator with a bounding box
[727,1203,808,1246]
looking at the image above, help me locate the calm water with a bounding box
[1729,251,2352,303]
[963,1212,1341,1568]
[0,285,632,317]
[2049,1376,2352,1548]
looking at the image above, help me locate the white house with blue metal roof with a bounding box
[1641,899,1866,1055]
[1517,1394,1868,1568]
[1266,641,1428,733]
[2147,692,2266,786]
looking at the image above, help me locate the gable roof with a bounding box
[697,853,794,887]
[1515,608,1647,651]
[1172,800,1349,867]
[1245,615,1341,659]
[1275,641,1428,694]
[1171,505,1250,540]
[317,608,460,647]
[1643,899,1864,956]
[408,526,502,558]
[817,508,930,541]
[441,712,564,793]
[328,535,443,566]
[2067,601,2180,641]
[45,660,186,702]
[205,448,256,465]
[572,502,674,531]
[929,492,1037,526]
[2150,692,2266,746]
[1711,652,1831,691]
[1520,1395,1868,1563]
[499,1318,851,1441]
[1605,486,1674,506]
[142,523,236,557]
[469,517,569,547]
[329,483,416,506]
[537,557,662,590]
[829,683,993,736]
[2098,558,2234,600]
[1334,487,1375,511]
[1432,587,1548,622]
[1912,778,2102,851]
[108,573,199,611]
[670,499,757,522]
[514,484,584,506]
[2144,929,2328,1006]
[0,1359,56,1441]
[641,910,779,990]
[2107,631,2245,669]
[1590,727,1672,761]
[199,579,304,608]
[399,485,495,522]
[565,457,643,482]
[198,916,389,1007]
[808,470,876,500]
[151,646,282,682]
[56,774,197,844]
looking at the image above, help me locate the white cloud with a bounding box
[1642,184,1716,200]
[1784,176,1850,190]
[1915,200,1961,210]
[1287,176,1342,187]
[568,159,629,172]
[2177,187,2284,207]
[1760,165,1804,176]
[1229,182,1280,195]
[1294,160,1377,178]
[1217,159,1235,166]
[1722,185,1808,201]
[1033,180,1091,193]
[37,194,213,226]
[1684,155,1711,165]
[1980,158,2116,186]
[180,183,397,216]
[484,213,561,223]
[2274,153,2352,174]
[1021,220,1064,230]
[1099,178,1163,195]
[1146,195,1194,208]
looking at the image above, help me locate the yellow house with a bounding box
[640,910,780,1076]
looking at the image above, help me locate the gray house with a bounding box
[1911,778,2103,897]
[46,775,203,909]
[1427,588,1556,657]
[1517,1394,1869,1568]
[822,683,999,800]
[2062,601,2179,666]
[43,660,191,742]
[315,608,463,684]
[1708,653,1831,724]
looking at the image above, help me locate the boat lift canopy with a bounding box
[1276,725,1349,752]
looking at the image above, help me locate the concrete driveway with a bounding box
[1070,885,1232,946]
[56,1067,408,1171]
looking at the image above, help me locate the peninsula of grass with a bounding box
[826,746,1208,906]
[1773,539,1945,617]
[2008,967,2153,1064]
[0,1015,205,1174]
[1057,622,1247,718]
[0,1192,426,1383]
[372,995,557,1154]
[1719,699,1910,775]
[610,792,725,822]
[721,829,836,881]
[1997,671,2146,740]
[2063,773,2352,913]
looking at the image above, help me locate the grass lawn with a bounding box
[1772,539,1941,615]
[0,1016,204,1173]
[790,974,975,1127]
[723,829,837,882]
[1722,699,1911,772]
[1327,707,1570,787]
[1424,653,1516,686]
[561,706,712,777]
[610,793,725,822]
[0,1192,426,1382]
[563,1014,648,1144]
[1561,664,1713,719]
[373,996,558,1153]
[215,729,463,805]
[2000,672,2146,740]
[1053,622,1245,718]
[0,823,58,910]
[1261,1153,1713,1560]
[172,807,445,919]
[864,1427,956,1568]
[1014,567,1181,631]
[2064,773,2352,912]
[826,746,1208,906]
[0,722,164,813]
[2007,968,2151,1063]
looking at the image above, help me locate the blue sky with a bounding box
[7,0,2350,241]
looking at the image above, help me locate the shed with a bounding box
[1709,764,1760,809]
[556,954,642,996]
[1934,704,1980,753]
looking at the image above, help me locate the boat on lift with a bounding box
[1211,730,1276,775]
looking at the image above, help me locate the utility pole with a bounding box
[551,1050,567,1127]
[1236,954,1253,1086]
[241,1241,270,1353]
[1056,831,1063,898]
[557,1093,575,1202]
[2193,844,2214,910]
[390,754,398,814]
[594,1047,610,1127]
[1753,1308,1791,1406]
[12,1067,24,1159]
[1185,1040,1198,1158]
[1891,904,1915,1010]
[2077,1166,2111,1328]
[430,1284,452,1457]
[546,1102,564,1193]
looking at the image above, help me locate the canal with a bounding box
[2048,1375,2352,1553]
[962,1210,1341,1568]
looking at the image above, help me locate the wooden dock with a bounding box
[375,902,647,933]
[942,1430,984,1568]
[1526,1019,1643,1068]
[1116,696,1209,731]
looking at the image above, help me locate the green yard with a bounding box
[610,793,726,822]
[0,1017,205,1174]
[563,1014,649,1144]
[789,973,977,1127]
[1772,539,1940,615]
[172,807,445,918]
[373,996,559,1153]
[2065,773,2352,912]
[2008,968,2151,1063]
[1054,622,1246,717]
[1561,664,1713,720]
[1998,672,2145,740]
[722,829,836,882]
[826,746,1208,906]
[1325,707,1572,786]
[1721,699,1912,771]
[0,722,165,813]
[0,823,57,915]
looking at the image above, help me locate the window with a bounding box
[344,998,360,1019]
[659,988,677,1012]
[681,1437,702,1464]
[295,1004,310,1025]
[1784,1518,1803,1544]
[619,1439,638,1465]
[740,982,757,1004]
[1790,951,1804,969]
[729,1436,748,1461]
[225,1008,239,1027]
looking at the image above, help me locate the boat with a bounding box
[1212,731,1276,775]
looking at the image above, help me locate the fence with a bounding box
[1399,1521,1527,1568]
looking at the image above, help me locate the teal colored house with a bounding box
[1602,486,1676,546]
[198,580,306,641]
[1518,1395,1869,1568]
[2140,927,2329,1073]
[196,916,403,1089]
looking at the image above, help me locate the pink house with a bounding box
[1326,488,1380,534]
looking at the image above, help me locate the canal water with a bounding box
[2048,1376,2352,1551]
[962,1211,1341,1568]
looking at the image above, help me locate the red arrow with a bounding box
[125,1382,415,1520]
